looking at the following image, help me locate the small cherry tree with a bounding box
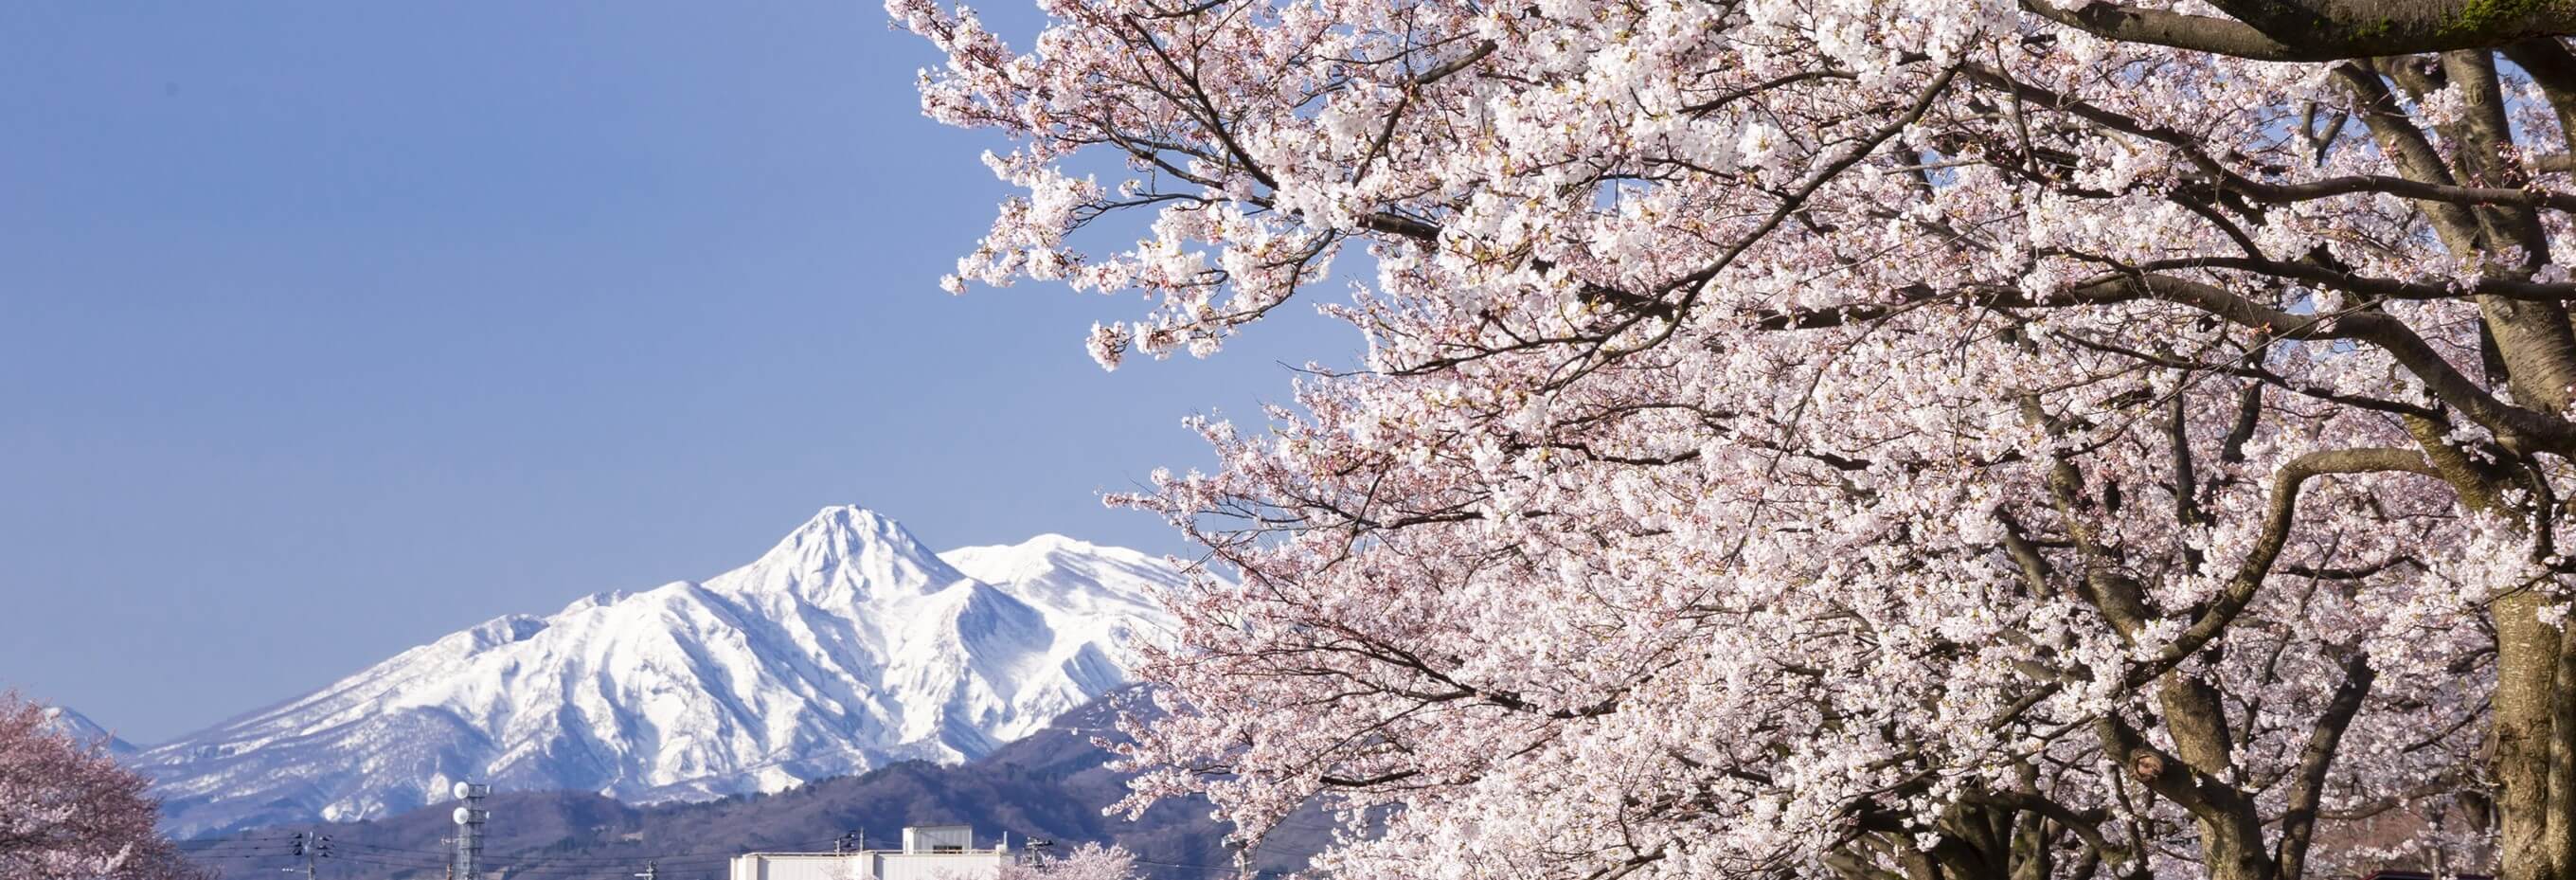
[1001,844,1141,880]
[0,693,195,880]
[902,2,2576,879]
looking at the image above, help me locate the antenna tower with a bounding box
[449,781,490,880]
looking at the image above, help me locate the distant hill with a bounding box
[179,692,1333,880]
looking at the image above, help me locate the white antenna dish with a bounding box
[454,781,474,800]
[454,806,472,825]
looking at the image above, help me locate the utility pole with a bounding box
[284,832,328,880]
[634,859,658,880]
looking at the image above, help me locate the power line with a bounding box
[183,816,1291,878]
[344,834,851,862]
[1133,860,1258,873]
[197,837,1264,876]
[179,846,295,856]
[312,839,796,874]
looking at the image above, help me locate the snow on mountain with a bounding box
[940,533,1185,666]
[40,705,137,756]
[135,506,1179,837]
[940,534,1187,620]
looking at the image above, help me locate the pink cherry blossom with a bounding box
[0,692,198,880]
[903,3,2576,879]
[1000,843,1140,880]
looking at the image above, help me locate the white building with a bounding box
[730,824,1014,880]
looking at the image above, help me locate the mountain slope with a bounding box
[138,506,1179,837]
[939,533,1184,694]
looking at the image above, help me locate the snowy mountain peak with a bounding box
[1023,532,1100,550]
[713,505,974,600]
[135,507,1183,837]
[789,505,932,556]
[40,705,137,756]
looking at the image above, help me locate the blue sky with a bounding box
[0,3,1349,743]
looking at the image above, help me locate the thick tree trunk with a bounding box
[2451,298,2576,880]
[2158,679,2274,880]
[2497,592,2566,880]
[2549,632,2576,880]
[2488,298,2575,880]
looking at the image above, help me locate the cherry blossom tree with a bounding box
[999,843,1142,880]
[899,1,2576,878]
[0,693,195,880]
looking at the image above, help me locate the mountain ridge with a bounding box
[133,505,1181,838]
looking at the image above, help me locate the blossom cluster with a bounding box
[901,1,2576,877]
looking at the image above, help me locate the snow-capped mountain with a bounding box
[41,705,137,756]
[939,533,1184,638]
[135,506,1181,837]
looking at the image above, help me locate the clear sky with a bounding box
[0,3,1350,744]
